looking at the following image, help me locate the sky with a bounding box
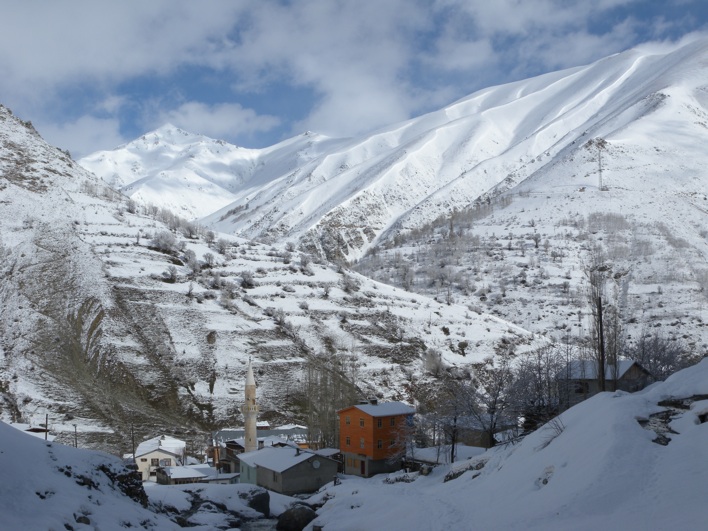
[1,1,707,158]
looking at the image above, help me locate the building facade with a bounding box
[338,401,415,477]
[239,446,338,495]
[134,435,186,481]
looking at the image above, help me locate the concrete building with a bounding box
[338,401,415,477]
[134,435,186,481]
[239,446,338,495]
[211,426,309,473]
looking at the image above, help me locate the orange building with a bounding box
[338,401,415,477]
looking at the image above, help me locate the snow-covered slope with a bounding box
[1,105,532,453]
[0,421,284,529]
[80,124,346,219]
[308,358,708,530]
[82,37,708,263]
[0,421,180,529]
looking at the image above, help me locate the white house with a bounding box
[134,435,186,481]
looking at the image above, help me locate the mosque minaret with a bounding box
[241,360,259,453]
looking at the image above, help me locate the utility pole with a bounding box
[45,413,48,441]
[597,295,606,392]
[131,423,136,459]
[598,143,603,190]
[595,138,608,191]
[73,424,77,448]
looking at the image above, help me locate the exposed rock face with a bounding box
[276,504,317,531]
[243,487,271,518]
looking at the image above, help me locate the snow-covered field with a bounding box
[307,359,708,530]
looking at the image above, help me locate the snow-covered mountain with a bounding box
[1,104,531,453]
[82,37,708,264]
[80,124,347,219]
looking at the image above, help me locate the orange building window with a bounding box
[359,418,365,427]
[377,439,383,449]
[377,418,382,428]
[345,416,350,425]
[346,436,351,446]
[360,437,365,449]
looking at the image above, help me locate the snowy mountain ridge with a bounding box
[80,123,346,219]
[82,37,708,262]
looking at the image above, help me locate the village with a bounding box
[101,355,652,497]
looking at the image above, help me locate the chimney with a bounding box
[369,398,378,405]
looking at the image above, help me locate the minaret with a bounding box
[241,360,259,453]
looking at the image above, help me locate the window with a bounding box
[390,418,396,427]
[273,471,278,482]
[150,458,159,466]
[377,418,382,428]
[359,418,365,427]
[159,458,171,466]
[346,436,351,446]
[377,439,383,449]
[140,458,147,462]
[345,416,350,425]
[390,440,395,447]
[360,437,365,449]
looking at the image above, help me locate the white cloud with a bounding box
[37,115,125,158]
[156,102,280,141]
[0,1,703,154]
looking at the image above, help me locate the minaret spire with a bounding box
[242,359,259,453]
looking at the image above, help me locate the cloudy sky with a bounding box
[1,1,706,158]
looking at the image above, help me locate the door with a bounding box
[360,459,366,476]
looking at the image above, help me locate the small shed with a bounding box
[557,359,653,408]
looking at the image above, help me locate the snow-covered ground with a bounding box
[2,358,706,529]
[307,358,708,530]
[2,102,537,452]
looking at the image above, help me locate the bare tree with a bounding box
[150,231,177,253]
[586,248,609,391]
[626,330,697,381]
[302,352,361,448]
[468,345,517,447]
[434,377,476,463]
[511,345,567,431]
[585,247,628,392]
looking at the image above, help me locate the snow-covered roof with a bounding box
[315,448,341,458]
[226,435,293,449]
[238,447,326,473]
[215,426,308,445]
[3,422,56,442]
[161,466,207,480]
[344,401,416,417]
[559,360,645,380]
[135,435,186,458]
